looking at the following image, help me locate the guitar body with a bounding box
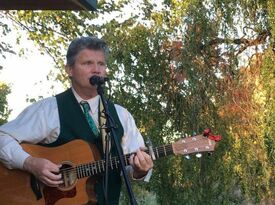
[0,140,101,205]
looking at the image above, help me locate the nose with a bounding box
[92,63,106,76]
[90,64,101,75]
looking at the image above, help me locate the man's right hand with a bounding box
[23,156,63,187]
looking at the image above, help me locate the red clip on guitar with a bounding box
[203,128,222,142]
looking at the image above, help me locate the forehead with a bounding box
[76,48,106,61]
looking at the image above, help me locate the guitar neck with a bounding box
[75,144,173,179]
[73,134,218,179]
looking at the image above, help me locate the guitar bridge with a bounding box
[30,174,42,200]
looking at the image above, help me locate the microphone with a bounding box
[89,75,109,86]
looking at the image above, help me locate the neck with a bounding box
[72,86,98,100]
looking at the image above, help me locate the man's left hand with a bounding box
[129,148,153,179]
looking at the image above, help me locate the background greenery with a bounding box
[0,0,274,204]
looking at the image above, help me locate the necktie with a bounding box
[80,101,99,137]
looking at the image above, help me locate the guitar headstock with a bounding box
[172,129,222,156]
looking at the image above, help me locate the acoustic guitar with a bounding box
[0,130,221,205]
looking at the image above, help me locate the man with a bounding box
[0,36,153,204]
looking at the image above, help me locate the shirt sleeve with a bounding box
[114,104,152,182]
[0,97,60,169]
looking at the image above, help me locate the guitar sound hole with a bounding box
[58,162,78,191]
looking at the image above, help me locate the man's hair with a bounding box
[66,36,109,66]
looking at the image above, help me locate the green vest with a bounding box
[46,88,124,205]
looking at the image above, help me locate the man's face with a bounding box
[66,48,107,98]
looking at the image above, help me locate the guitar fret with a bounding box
[87,164,91,176]
[110,158,113,169]
[94,163,98,174]
[91,163,95,175]
[82,165,86,177]
[79,165,83,178]
[76,166,80,178]
[124,155,128,166]
[155,147,159,159]
[97,161,101,173]
[80,165,83,178]
[83,164,87,177]
[101,160,105,172]
[163,145,167,156]
[168,144,173,155]
[91,163,96,175]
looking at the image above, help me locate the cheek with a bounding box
[102,69,107,75]
[100,67,107,75]
[71,69,88,80]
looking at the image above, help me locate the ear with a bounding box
[65,65,72,77]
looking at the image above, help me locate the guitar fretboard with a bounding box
[72,144,173,179]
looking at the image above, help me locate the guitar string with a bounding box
[59,145,174,178]
[59,138,205,177]
[61,140,206,176]
[60,147,172,174]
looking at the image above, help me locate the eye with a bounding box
[84,61,93,65]
[98,62,106,66]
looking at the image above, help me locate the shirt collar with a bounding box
[71,87,100,113]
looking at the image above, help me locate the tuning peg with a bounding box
[195,153,202,158]
[185,155,191,160]
[203,128,211,136]
[181,133,188,138]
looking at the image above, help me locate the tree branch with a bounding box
[201,30,271,55]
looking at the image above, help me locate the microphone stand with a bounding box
[96,83,138,205]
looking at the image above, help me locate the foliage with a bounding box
[0,12,16,70]
[119,183,158,205]
[0,13,13,124]
[1,0,274,204]
[0,83,11,125]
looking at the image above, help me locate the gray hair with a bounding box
[66,36,109,66]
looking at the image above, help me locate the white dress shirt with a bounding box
[0,88,151,181]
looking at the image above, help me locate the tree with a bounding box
[0,12,16,70]
[0,82,11,125]
[0,12,14,124]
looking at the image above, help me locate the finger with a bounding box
[45,171,63,183]
[134,154,141,170]
[140,150,154,166]
[137,151,150,166]
[42,176,63,187]
[48,163,61,173]
[129,154,134,166]
[136,153,153,170]
[143,152,153,164]
[47,171,62,181]
[135,150,146,162]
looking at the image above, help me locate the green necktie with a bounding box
[80,101,99,137]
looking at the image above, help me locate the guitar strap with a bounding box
[98,98,109,153]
